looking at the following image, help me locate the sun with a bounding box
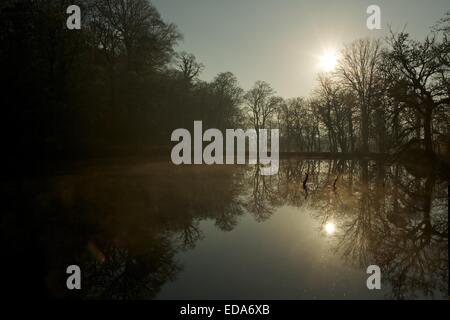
[319,51,338,72]
[324,222,336,235]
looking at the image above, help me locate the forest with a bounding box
[0,0,449,169]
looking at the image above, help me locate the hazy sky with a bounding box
[152,0,449,98]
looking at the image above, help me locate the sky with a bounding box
[152,0,449,99]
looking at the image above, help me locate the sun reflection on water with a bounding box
[324,222,336,235]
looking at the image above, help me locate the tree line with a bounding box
[275,28,449,156]
[0,0,448,163]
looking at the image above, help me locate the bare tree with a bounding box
[244,81,281,131]
[175,51,204,84]
[337,39,383,153]
[384,31,449,154]
[244,81,282,156]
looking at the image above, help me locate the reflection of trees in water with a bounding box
[77,165,246,299]
[4,163,246,299]
[72,160,447,299]
[82,236,179,299]
[243,166,278,221]
[243,159,448,299]
[368,166,448,299]
[4,159,446,299]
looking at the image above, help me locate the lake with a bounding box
[2,158,448,299]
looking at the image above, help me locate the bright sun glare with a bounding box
[319,51,338,72]
[324,222,336,235]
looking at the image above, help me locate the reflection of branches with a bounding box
[177,220,204,250]
[371,171,448,299]
[13,162,248,299]
[25,159,446,299]
[215,201,244,231]
[337,192,376,266]
[268,158,447,299]
[330,161,448,299]
[75,164,248,299]
[83,237,180,299]
[244,165,276,221]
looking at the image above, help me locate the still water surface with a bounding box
[5,158,448,299]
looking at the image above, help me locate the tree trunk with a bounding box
[424,106,433,155]
[361,104,369,153]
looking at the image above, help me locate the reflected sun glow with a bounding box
[324,222,336,235]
